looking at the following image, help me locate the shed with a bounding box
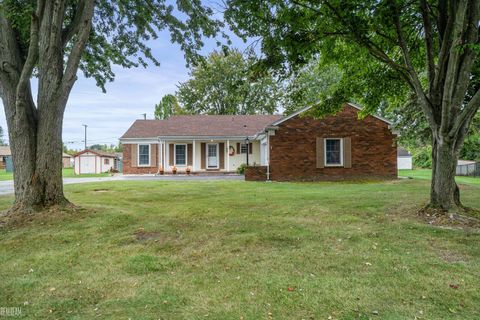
[73,149,117,174]
[62,153,73,168]
[397,147,413,170]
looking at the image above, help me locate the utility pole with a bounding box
[82,124,88,150]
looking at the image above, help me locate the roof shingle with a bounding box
[120,114,283,139]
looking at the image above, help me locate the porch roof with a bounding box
[121,114,282,139]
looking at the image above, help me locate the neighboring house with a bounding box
[397,147,413,170]
[62,153,73,168]
[0,146,11,169]
[120,103,398,180]
[73,149,117,174]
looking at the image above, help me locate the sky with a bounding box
[0,6,251,150]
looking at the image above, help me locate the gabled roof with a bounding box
[271,102,393,126]
[397,147,412,157]
[73,149,117,158]
[0,146,11,156]
[120,114,283,139]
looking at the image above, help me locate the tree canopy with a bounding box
[176,49,283,115]
[154,94,187,119]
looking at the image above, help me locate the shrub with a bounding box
[412,146,432,168]
[236,163,247,174]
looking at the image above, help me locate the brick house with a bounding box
[119,103,397,180]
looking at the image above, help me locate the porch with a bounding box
[158,139,262,173]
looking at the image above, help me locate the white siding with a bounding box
[397,156,413,170]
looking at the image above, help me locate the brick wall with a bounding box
[245,166,268,181]
[269,105,397,181]
[123,144,159,174]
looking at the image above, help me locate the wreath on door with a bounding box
[229,145,235,156]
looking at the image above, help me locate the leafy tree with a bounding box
[0,126,6,146]
[225,0,480,210]
[284,59,342,115]
[154,94,187,119]
[177,48,282,115]
[0,0,221,214]
[89,144,122,153]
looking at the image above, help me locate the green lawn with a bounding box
[0,168,109,181]
[0,178,479,319]
[399,168,480,186]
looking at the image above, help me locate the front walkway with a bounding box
[0,174,244,195]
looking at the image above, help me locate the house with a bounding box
[62,153,73,168]
[397,147,413,170]
[73,149,117,174]
[0,146,11,169]
[120,103,397,181]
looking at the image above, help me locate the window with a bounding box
[104,158,110,165]
[138,144,150,166]
[325,138,343,166]
[240,143,248,154]
[175,144,186,166]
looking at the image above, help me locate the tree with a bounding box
[0,126,6,146]
[225,0,480,210]
[176,48,283,115]
[0,0,221,214]
[284,59,343,115]
[154,94,187,119]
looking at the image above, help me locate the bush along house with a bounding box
[119,103,397,181]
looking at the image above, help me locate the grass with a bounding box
[0,168,109,181]
[0,177,479,319]
[399,168,480,186]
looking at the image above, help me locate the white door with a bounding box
[207,144,218,168]
[80,156,96,174]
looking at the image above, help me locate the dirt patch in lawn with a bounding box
[0,205,92,229]
[417,207,480,229]
[93,188,110,193]
[133,229,165,242]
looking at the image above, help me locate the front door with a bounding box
[207,144,218,168]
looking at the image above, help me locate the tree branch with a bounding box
[390,0,436,129]
[60,0,95,98]
[62,0,86,45]
[16,0,45,106]
[420,0,436,93]
[449,88,480,139]
[440,0,469,136]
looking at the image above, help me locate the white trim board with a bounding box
[271,102,392,126]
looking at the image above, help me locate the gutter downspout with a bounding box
[266,130,271,182]
[156,138,161,175]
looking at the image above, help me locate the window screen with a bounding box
[325,139,342,165]
[175,145,186,165]
[139,145,150,165]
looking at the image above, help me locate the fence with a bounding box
[456,162,479,177]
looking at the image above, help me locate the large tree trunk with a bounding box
[429,134,461,210]
[4,90,68,214]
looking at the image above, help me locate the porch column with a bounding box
[157,140,163,171]
[226,140,230,172]
[163,142,166,170]
[192,140,196,171]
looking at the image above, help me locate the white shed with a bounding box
[397,147,413,170]
[73,149,117,174]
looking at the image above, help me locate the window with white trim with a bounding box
[175,144,187,166]
[325,138,343,166]
[138,144,150,166]
[240,143,248,154]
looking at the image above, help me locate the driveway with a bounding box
[0,174,243,195]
